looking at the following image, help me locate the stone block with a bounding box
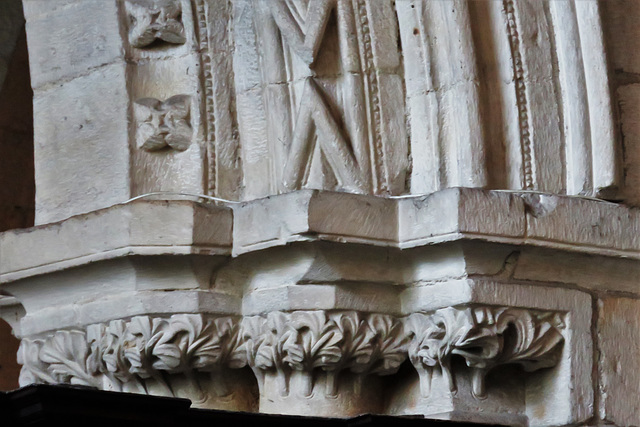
[601,0,640,75]
[0,200,232,282]
[398,280,593,427]
[514,247,640,296]
[24,0,124,89]
[33,63,131,224]
[597,296,640,426]
[618,83,640,205]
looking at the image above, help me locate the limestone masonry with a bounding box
[1,1,640,426]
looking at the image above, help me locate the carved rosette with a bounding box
[134,95,192,152]
[406,306,565,399]
[127,1,186,49]
[238,311,407,398]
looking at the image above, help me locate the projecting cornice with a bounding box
[0,188,637,283]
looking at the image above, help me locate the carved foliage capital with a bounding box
[239,311,407,397]
[17,307,566,401]
[406,306,565,399]
[19,314,242,394]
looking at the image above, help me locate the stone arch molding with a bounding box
[2,0,630,425]
[21,0,620,225]
[228,0,619,200]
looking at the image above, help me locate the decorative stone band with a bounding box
[406,307,566,399]
[239,311,407,398]
[18,314,244,396]
[17,308,565,404]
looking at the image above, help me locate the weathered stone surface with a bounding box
[33,63,130,224]
[0,200,232,281]
[618,83,640,206]
[597,296,640,426]
[23,0,124,89]
[5,0,640,424]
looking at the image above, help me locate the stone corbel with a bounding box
[18,314,253,410]
[406,306,565,400]
[239,311,406,416]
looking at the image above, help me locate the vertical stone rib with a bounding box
[338,0,372,193]
[435,0,487,189]
[354,0,385,194]
[575,0,620,198]
[254,1,292,195]
[504,0,533,190]
[192,0,214,195]
[549,0,592,195]
[399,0,486,192]
[396,0,440,194]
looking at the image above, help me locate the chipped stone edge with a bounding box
[1,188,637,283]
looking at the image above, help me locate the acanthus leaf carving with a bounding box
[135,95,192,152]
[283,311,344,397]
[367,314,409,376]
[406,306,565,399]
[37,330,100,387]
[240,311,407,398]
[18,314,243,397]
[17,339,57,386]
[17,308,564,403]
[127,1,186,49]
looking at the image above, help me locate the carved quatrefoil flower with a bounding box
[135,95,192,152]
[128,1,186,48]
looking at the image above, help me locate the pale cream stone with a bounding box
[24,0,124,89]
[4,0,640,424]
[597,296,640,426]
[32,63,130,225]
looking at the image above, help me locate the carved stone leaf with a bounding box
[368,314,408,375]
[140,133,168,152]
[406,306,565,398]
[86,323,106,376]
[332,312,374,373]
[151,315,194,372]
[135,95,192,152]
[39,331,97,387]
[212,317,242,366]
[255,312,290,371]
[443,308,502,370]
[17,339,56,386]
[173,314,226,371]
[124,316,167,378]
[164,124,192,151]
[239,316,266,368]
[493,309,564,371]
[101,320,132,380]
[283,311,343,371]
[406,313,442,369]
